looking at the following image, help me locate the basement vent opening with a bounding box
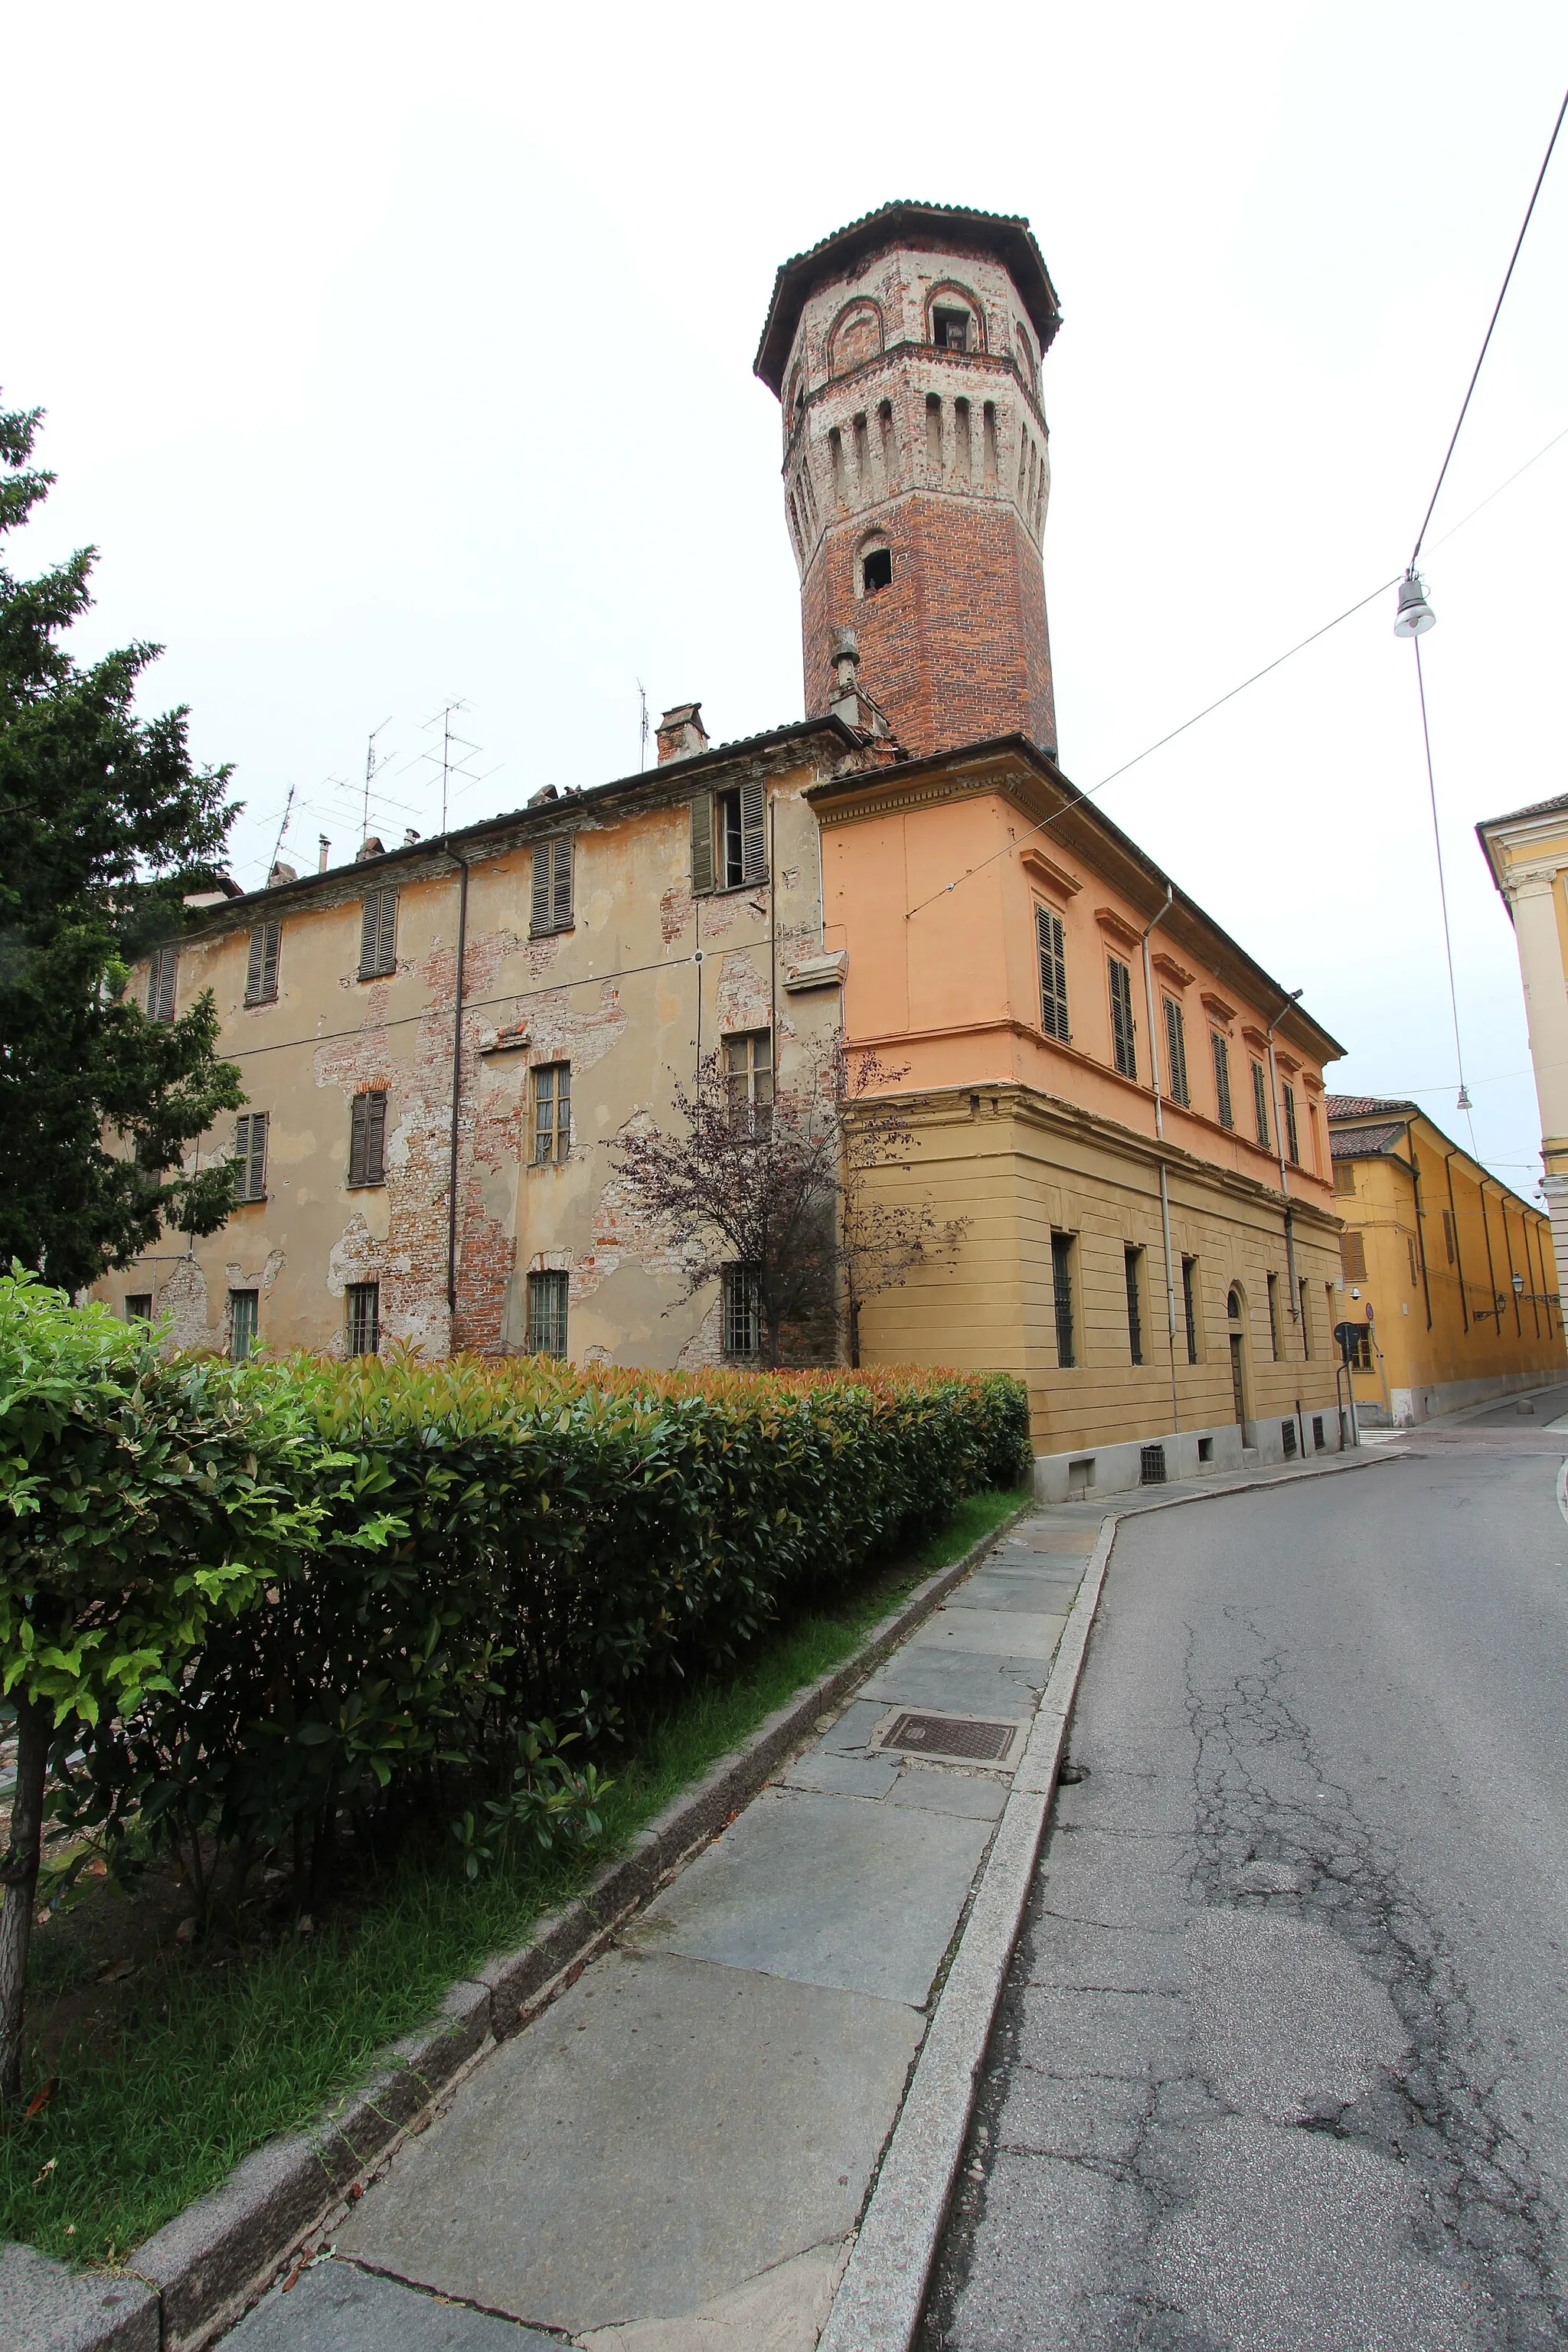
[1140,1442,1167,1485]
[1197,1436,1214,1465]
[875,1711,1018,1766]
[1282,1419,1298,1460]
[1313,1414,1325,1451]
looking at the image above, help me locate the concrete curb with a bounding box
[14,1496,1031,2352]
[816,1446,1400,2352]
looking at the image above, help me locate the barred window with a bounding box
[530,836,575,936]
[229,1289,259,1363]
[1266,1272,1280,1360]
[148,945,178,1024]
[1299,1277,1312,1356]
[1124,1244,1144,1366]
[1250,1060,1270,1149]
[1211,1031,1233,1129]
[348,1089,387,1187]
[1036,906,1070,1043]
[724,1266,762,1358]
[346,1281,380,1357]
[724,1031,774,1132]
[234,1111,268,1202]
[1181,1255,1200,1364]
[1051,1231,1076,1367]
[358,890,397,978]
[245,920,281,1006]
[1108,959,1137,1080]
[1283,1081,1300,1167]
[526,1269,570,1357]
[1341,1231,1367,1282]
[1163,997,1190,1106]
[532,1063,571,1165]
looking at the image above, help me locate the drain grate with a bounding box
[875,1711,1018,1766]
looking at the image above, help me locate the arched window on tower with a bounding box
[1014,323,1037,393]
[927,285,983,354]
[858,534,892,597]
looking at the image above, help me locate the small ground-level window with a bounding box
[861,547,892,595]
[346,1281,380,1357]
[724,1266,762,1359]
[229,1289,259,1363]
[527,1269,570,1359]
[125,1292,152,1320]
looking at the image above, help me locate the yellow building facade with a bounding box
[1327,1096,1563,1425]
[1477,792,1568,1299]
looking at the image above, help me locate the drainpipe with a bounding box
[1405,1119,1433,1333]
[445,846,471,1332]
[1140,885,1180,1436]
[1266,990,1303,1342]
[1478,1173,1501,1342]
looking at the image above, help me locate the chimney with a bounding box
[829,629,861,726]
[527,784,560,807]
[656,702,709,764]
[355,835,385,862]
[403,826,421,846]
[318,835,330,873]
[267,859,299,887]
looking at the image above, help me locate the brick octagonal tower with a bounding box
[755,201,1062,760]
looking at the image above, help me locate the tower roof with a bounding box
[753,200,1063,394]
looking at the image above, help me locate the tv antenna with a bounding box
[267,785,296,880]
[418,700,491,833]
[637,679,649,772]
[361,717,393,846]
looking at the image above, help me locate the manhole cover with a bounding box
[875,1711,1019,1766]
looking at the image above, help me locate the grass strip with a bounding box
[0,1487,1023,2267]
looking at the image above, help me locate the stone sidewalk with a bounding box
[218,1511,1099,2351]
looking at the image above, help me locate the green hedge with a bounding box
[1,1282,1029,1906]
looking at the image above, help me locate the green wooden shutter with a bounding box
[359,897,380,976]
[531,844,553,934]
[260,920,281,1000]
[1036,906,1069,1041]
[246,928,265,1004]
[149,946,177,1022]
[348,1095,368,1185]
[365,1090,387,1185]
[690,795,714,895]
[248,1111,268,1200]
[551,837,573,929]
[740,778,767,884]
[375,891,397,973]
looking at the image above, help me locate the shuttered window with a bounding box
[1108,959,1136,1079]
[234,1112,268,1202]
[1442,1208,1457,1263]
[1341,1231,1367,1281]
[1283,1081,1300,1166]
[692,782,767,893]
[1333,1159,1356,1196]
[1250,1060,1270,1148]
[531,837,574,935]
[358,890,397,978]
[1163,998,1190,1106]
[1036,906,1070,1042]
[245,920,281,1005]
[348,1089,387,1187]
[148,945,178,1023]
[1211,1032,1233,1128]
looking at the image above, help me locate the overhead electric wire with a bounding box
[1410,80,1568,567]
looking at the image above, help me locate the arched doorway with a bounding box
[1225,1283,1250,1427]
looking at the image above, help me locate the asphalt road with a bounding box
[922,1444,1568,2350]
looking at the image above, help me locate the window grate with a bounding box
[1051,1231,1075,1367]
[876,1711,1017,1765]
[724,1266,762,1358]
[1312,1414,1325,1451]
[1124,1244,1143,1367]
[526,1269,569,1358]
[346,1281,379,1357]
[1181,1256,1200,1364]
[1282,1418,1298,1459]
[1140,1442,1167,1485]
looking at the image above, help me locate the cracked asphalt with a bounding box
[921,1446,1568,2350]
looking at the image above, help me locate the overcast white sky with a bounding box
[9,3,1567,1200]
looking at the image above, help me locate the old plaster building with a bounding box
[1477,792,1568,1298]
[105,201,1354,1497]
[1327,1096,1562,1426]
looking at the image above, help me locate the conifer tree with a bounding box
[0,401,243,1292]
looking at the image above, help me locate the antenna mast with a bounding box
[361,717,393,846]
[267,785,296,880]
[637,679,650,773]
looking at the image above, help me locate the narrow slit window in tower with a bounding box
[954,397,972,482]
[828,426,846,504]
[925,394,942,473]
[878,400,898,485]
[982,401,998,478]
[852,411,871,489]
